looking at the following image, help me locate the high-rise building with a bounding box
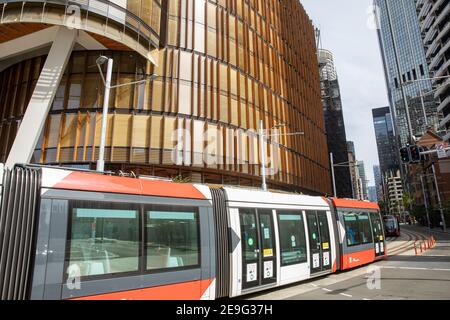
[385,170,405,214]
[374,0,441,147]
[373,165,382,201]
[416,1,450,141]
[347,141,363,200]
[357,161,368,200]
[318,49,353,198]
[0,0,331,195]
[372,107,400,176]
[368,186,378,202]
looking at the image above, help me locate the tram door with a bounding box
[240,208,277,290]
[306,211,332,274]
[370,212,385,256]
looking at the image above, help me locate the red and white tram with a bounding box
[0,165,386,300]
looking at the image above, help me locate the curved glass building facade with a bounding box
[0,0,330,195]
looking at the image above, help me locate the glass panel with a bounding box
[67,204,139,278]
[240,209,258,261]
[259,211,274,258]
[277,212,307,265]
[359,213,373,244]
[306,212,320,250]
[343,212,373,246]
[82,74,100,109]
[343,213,359,246]
[67,75,82,110]
[146,206,199,270]
[60,114,77,148]
[317,212,330,248]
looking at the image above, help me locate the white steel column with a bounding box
[5,27,76,169]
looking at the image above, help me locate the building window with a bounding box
[146,206,200,270]
[67,204,139,278]
[419,64,425,76]
[277,212,307,266]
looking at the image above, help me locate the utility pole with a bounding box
[330,152,337,197]
[432,163,446,232]
[258,121,304,192]
[96,57,113,173]
[259,120,267,192]
[95,56,156,172]
[419,90,428,127]
[419,174,431,229]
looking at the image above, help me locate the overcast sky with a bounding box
[301,0,389,186]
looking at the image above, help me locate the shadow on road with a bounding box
[386,255,450,263]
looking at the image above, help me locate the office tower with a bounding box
[374,0,441,147]
[385,170,405,214]
[368,186,378,202]
[416,0,450,140]
[372,107,400,174]
[347,141,363,199]
[319,49,353,198]
[373,164,383,200]
[0,0,331,195]
[357,161,368,200]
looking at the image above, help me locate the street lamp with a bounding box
[259,120,304,191]
[95,56,157,172]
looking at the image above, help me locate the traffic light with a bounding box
[400,147,410,163]
[409,145,421,163]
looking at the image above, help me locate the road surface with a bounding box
[244,225,450,300]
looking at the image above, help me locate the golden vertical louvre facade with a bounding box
[0,0,331,195]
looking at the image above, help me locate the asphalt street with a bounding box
[246,225,450,300]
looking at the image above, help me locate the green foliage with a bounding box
[378,200,389,215]
[402,192,414,210]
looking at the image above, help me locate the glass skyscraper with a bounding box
[319,49,353,198]
[372,106,400,177]
[373,165,382,201]
[374,0,441,146]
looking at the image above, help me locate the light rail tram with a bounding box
[0,164,386,300]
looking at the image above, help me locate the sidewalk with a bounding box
[405,224,450,240]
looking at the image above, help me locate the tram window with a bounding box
[146,206,200,270]
[67,206,139,278]
[277,212,307,266]
[343,212,373,246]
[358,213,373,244]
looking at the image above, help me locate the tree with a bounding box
[402,192,414,212]
[378,200,389,215]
